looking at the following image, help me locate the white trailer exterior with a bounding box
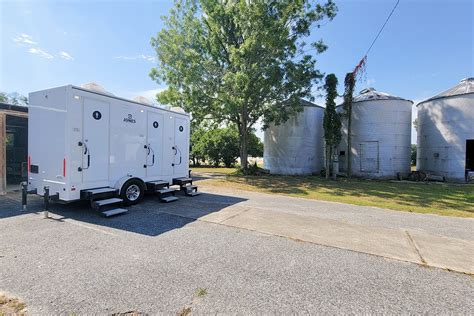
[27,85,190,203]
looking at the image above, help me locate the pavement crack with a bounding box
[405,230,427,265]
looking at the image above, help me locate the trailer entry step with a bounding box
[146,180,169,191]
[160,196,178,203]
[92,198,123,210]
[81,187,118,200]
[157,188,175,195]
[181,184,199,196]
[173,177,193,185]
[186,191,200,197]
[102,208,128,217]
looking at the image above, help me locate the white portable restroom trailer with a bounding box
[26,84,198,215]
[336,88,413,179]
[416,78,474,182]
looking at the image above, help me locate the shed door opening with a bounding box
[466,140,474,171]
[6,115,28,187]
[360,141,379,173]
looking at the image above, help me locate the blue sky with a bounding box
[1,0,473,142]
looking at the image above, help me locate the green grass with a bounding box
[191,167,238,175]
[202,175,474,218]
[195,288,208,297]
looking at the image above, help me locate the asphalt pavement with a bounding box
[0,190,473,314]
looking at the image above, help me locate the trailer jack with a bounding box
[21,183,59,218]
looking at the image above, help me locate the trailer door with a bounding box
[82,98,110,184]
[173,116,188,177]
[146,111,164,178]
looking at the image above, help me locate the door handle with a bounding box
[78,141,90,170]
[145,144,155,167]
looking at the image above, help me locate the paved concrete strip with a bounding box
[409,231,474,274]
[161,202,473,274]
[218,207,423,265]
[198,185,474,241]
[200,205,251,224]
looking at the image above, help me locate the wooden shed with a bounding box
[0,102,28,195]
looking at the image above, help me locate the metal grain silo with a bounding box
[337,88,413,179]
[416,78,474,182]
[264,100,324,175]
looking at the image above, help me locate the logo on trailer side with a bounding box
[123,114,136,124]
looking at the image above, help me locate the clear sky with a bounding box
[1,0,473,143]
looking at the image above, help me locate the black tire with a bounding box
[120,179,145,205]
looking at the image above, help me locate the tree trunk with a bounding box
[239,106,249,172]
[239,127,248,171]
[325,145,330,179]
[347,104,353,178]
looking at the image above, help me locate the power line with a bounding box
[364,0,400,57]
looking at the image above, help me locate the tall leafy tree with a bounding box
[342,72,355,177]
[323,73,341,179]
[150,0,337,171]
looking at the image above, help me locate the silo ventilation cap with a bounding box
[460,77,474,83]
[359,88,376,94]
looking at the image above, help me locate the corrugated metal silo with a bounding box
[416,78,474,182]
[264,100,324,175]
[337,88,413,179]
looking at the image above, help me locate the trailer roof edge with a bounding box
[70,85,189,117]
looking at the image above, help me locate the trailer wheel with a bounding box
[121,179,145,205]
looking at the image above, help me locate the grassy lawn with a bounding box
[201,174,474,218]
[191,167,238,175]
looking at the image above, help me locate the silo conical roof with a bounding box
[417,78,474,106]
[353,88,411,103]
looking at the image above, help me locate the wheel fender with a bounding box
[114,176,145,195]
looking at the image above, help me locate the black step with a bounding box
[186,191,200,197]
[173,177,193,186]
[91,197,123,210]
[146,180,169,191]
[81,187,118,200]
[181,184,199,196]
[157,188,175,196]
[102,208,128,217]
[160,196,178,203]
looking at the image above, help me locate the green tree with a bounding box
[342,72,355,177]
[0,92,8,103]
[150,0,337,172]
[323,73,341,179]
[411,144,417,167]
[190,126,207,166]
[201,127,240,167]
[0,92,28,105]
[248,132,263,158]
